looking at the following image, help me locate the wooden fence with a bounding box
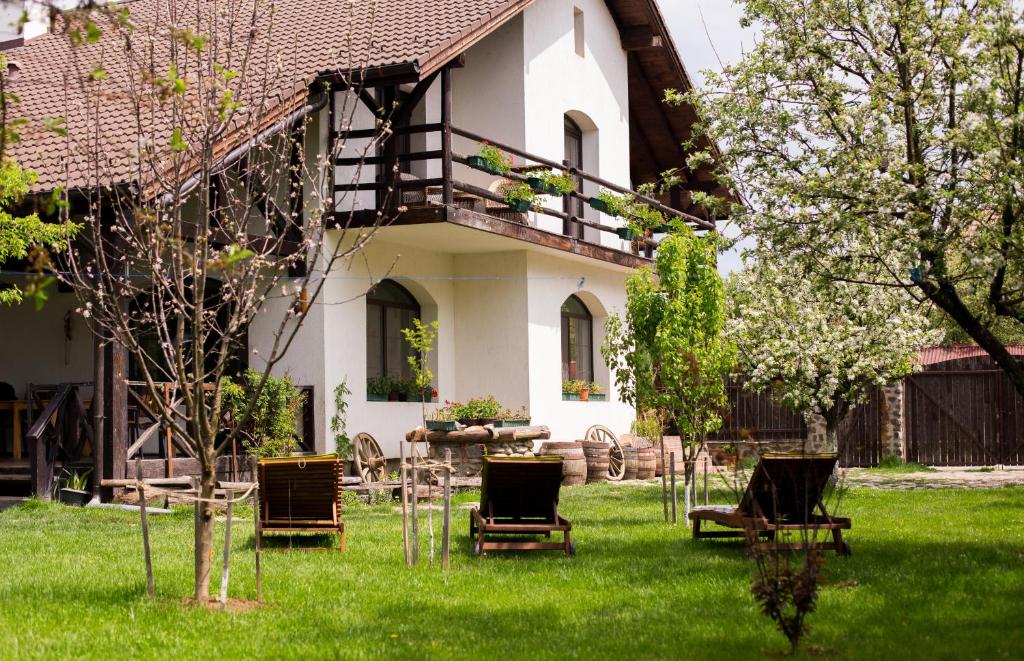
[905,370,1024,466]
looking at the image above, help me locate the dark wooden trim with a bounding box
[620,26,663,50]
[345,123,443,140]
[441,66,454,205]
[335,150,443,167]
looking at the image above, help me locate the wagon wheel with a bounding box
[585,425,625,482]
[353,432,387,484]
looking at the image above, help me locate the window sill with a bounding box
[561,394,608,402]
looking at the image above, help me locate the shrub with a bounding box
[221,369,304,458]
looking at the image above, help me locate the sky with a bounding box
[657,0,757,274]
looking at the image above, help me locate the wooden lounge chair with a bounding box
[257,455,346,550]
[689,453,851,556]
[469,456,575,557]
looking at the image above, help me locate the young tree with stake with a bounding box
[602,226,734,523]
[43,1,392,601]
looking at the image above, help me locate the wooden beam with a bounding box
[621,26,663,51]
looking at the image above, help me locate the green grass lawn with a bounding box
[1,483,1022,659]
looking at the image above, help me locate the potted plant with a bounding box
[616,226,635,240]
[467,142,512,176]
[579,382,591,401]
[367,376,391,401]
[562,379,583,400]
[589,382,606,401]
[426,404,459,432]
[57,467,92,506]
[526,169,575,197]
[496,406,531,428]
[503,181,538,212]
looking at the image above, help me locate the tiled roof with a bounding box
[6,0,535,191]
[915,344,1024,366]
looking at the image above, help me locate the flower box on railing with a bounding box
[496,418,531,428]
[507,200,531,212]
[589,196,612,214]
[527,177,563,197]
[467,155,507,176]
[616,227,635,240]
[426,420,458,432]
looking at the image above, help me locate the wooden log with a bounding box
[102,477,194,488]
[406,425,551,444]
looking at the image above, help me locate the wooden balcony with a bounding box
[328,73,715,270]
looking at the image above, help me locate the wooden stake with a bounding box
[136,456,155,598]
[400,442,410,567]
[442,449,451,570]
[220,490,233,608]
[703,452,709,505]
[411,449,419,565]
[660,434,668,522]
[670,452,678,526]
[252,459,262,603]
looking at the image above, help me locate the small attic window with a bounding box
[573,7,585,57]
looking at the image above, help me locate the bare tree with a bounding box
[50,0,392,600]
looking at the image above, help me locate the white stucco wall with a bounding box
[0,292,94,398]
[522,0,632,248]
[524,251,635,442]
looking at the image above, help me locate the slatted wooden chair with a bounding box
[469,456,575,557]
[257,455,346,550]
[689,453,851,556]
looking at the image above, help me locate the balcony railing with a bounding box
[333,121,715,248]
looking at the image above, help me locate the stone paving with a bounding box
[843,466,1024,489]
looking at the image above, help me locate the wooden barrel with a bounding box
[623,446,639,480]
[654,436,686,476]
[581,440,610,484]
[636,446,657,479]
[539,441,587,486]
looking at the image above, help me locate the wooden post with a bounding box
[703,451,709,505]
[411,448,419,565]
[220,489,233,608]
[670,452,678,525]
[251,457,262,603]
[400,442,410,566]
[105,332,128,486]
[442,448,451,570]
[136,456,155,598]
[92,317,107,501]
[441,65,453,205]
[660,434,668,522]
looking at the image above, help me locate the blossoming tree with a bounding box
[729,254,941,452]
[675,0,1024,396]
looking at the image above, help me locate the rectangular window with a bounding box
[574,7,585,57]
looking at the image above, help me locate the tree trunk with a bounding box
[194,458,217,601]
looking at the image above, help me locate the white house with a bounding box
[0,0,727,491]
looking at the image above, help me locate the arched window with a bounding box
[366,279,420,380]
[561,294,593,383]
